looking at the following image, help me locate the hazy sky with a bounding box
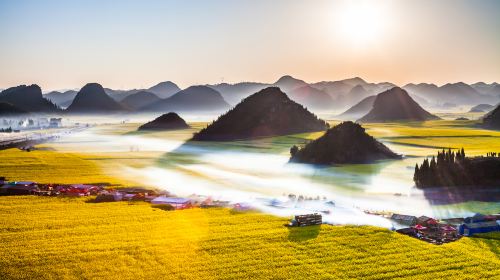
[1,0,499,91]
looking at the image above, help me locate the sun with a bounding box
[334,1,387,45]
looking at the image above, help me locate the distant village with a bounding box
[1,117,63,132]
[1,176,499,245]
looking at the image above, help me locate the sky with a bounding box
[0,0,499,91]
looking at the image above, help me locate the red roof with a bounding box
[413,224,427,230]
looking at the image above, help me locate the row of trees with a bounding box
[414,148,500,187]
[0,127,13,133]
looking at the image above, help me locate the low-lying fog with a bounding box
[45,114,499,228]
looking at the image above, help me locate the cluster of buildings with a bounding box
[0,178,230,210]
[0,179,101,196]
[1,176,499,244]
[391,213,500,244]
[1,117,62,132]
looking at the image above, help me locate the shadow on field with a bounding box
[287,225,320,242]
[422,187,500,205]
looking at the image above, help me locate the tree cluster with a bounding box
[0,127,12,133]
[414,148,500,188]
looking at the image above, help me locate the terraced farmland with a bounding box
[0,196,499,279]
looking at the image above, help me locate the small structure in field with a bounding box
[458,221,500,236]
[457,214,500,236]
[151,196,192,209]
[391,214,417,226]
[49,118,62,128]
[113,187,159,201]
[0,181,39,195]
[463,213,491,224]
[58,184,100,196]
[287,213,322,227]
[397,222,460,245]
[232,202,253,211]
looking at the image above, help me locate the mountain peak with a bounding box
[141,85,229,112]
[191,86,328,141]
[290,121,401,164]
[81,83,104,92]
[66,83,125,113]
[147,81,181,98]
[1,84,42,98]
[0,84,59,112]
[138,112,190,131]
[358,87,439,122]
[275,75,301,83]
[341,77,367,86]
[273,75,308,91]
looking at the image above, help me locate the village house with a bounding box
[49,118,62,128]
[458,221,500,236]
[391,214,417,226]
[58,184,100,196]
[151,196,192,209]
[0,181,39,195]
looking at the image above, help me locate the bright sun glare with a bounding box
[335,1,387,45]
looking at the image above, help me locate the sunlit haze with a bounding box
[1,0,499,91]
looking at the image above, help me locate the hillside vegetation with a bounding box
[0,196,499,279]
[192,87,328,141]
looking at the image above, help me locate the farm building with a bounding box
[233,202,253,211]
[458,221,500,236]
[49,118,62,128]
[151,196,192,209]
[0,181,39,195]
[116,187,158,196]
[463,213,499,224]
[464,213,488,223]
[58,184,100,196]
[288,213,322,227]
[391,214,417,226]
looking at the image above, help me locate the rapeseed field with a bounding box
[0,196,499,279]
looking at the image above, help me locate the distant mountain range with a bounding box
[338,95,376,120]
[147,81,181,99]
[3,76,500,115]
[310,77,396,108]
[44,90,78,108]
[191,87,328,141]
[141,86,229,113]
[208,82,268,105]
[403,82,499,107]
[104,88,141,102]
[469,104,495,113]
[104,81,181,101]
[120,91,161,110]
